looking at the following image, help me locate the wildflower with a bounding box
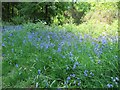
[15,64,18,68]
[115,77,119,81]
[73,61,79,70]
[98,60,101,64]
[69,52,73,57]
[2,43,5,47]
[2,53,5,57]
[67,76,71,81]
[28,34,33,39]
[57,47,61,52]
[45,44,49,49]
[38,69,41,75]
[78,82,81,86]
[107,84,113,88]
[70,74,75,77]
[90,72,94,76]
[102,37,107,45]
[84,70,88,77]
[9,33,13,37]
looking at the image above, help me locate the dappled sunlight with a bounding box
[2,1,119,88]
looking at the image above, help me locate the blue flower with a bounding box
[90,72,94,76]
[9,33,13,37]
[77,82,81,86]
[2,43,5,47]
[102,37,107,45]
[38,69,41,75]
[70,74,75,77]
[57,47,61,52]
[15,64,18,68]
[115,77,119,81]
[107,84,113,88]
[69,52,73,57]
[98,60,101,64]
[67,76,71,80]
[84,70,88,77]
[72,61,79,70]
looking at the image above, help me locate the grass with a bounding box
[2,21,119,88]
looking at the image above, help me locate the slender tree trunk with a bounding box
[11,3,14,18]
[45,3,48,24]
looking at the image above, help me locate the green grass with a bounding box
[2,22,119,88]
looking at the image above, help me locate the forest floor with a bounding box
[2,22,119,88]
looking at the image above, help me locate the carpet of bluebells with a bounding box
[2,22,119,88]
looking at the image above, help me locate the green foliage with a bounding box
[11,16,27,25]
[2,2,118,25]
[83,2,118,24]
[2,20,118,88]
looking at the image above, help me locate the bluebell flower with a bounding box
[70,74,75,77]
[98,60,101,64]
[90,72,94,76]
[73,61,79,70]
[28,34,33,39]
[107,84,113,88]
[57,47,61,52]
[69,52,73,57]
[15,64,18,68]
[67,76,71,81]
[38,69,41,75]
[102,37,107,45]
[115,77,119,81]
[2,43,5,47]
[77,82,81,86]
[45,44,49,49]
[9,33,13,37]
[2,53,5,57]
[84,70,88,77]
